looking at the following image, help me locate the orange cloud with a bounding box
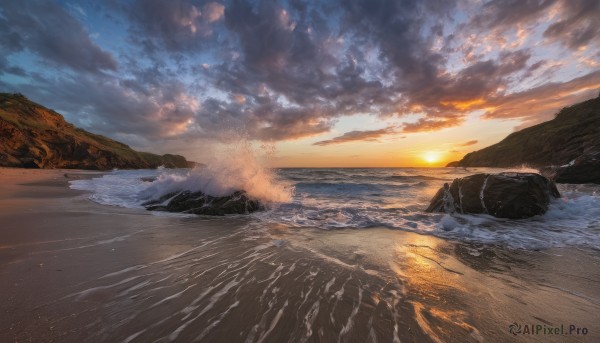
[459,140,478,146]
[314,127,397,146]
[482,70,600,125]
[441,98,485,110]
[402,117,465,133]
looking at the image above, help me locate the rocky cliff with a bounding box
[0,93,193,170]
[447,94,600,183]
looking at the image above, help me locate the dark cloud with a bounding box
[211,0,473,137]
[200,0,409,140]
[406,50,532,112]
[313,127,397,146]
[543,0,600,49]
[128,0,225,52]
[466,0,600,50]
[470,0,557,29]
[340,0,453,86]
[114,0,550,142]
[0,0,117,73]
[191,97,334,141]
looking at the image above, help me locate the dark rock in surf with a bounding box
[426,173,560,219]
[539,151,600,184]
[143,190,263,216]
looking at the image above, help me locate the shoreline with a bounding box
[0,168,598,342]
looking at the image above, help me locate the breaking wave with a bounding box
[139,140,292,204]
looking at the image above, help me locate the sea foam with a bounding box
[71,166,600,250]
[139,140,292,204]
[71,139,293,207]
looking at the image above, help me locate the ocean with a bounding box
[70,167,600,250]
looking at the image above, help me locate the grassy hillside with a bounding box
[0,93,192,170]
[448,95,600,168]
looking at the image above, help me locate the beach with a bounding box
[0,167,599,343]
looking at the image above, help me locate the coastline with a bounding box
[0,168,598,342]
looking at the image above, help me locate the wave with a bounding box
[139,140,292,204]
[259,191,600,249]
[71,166,600,250]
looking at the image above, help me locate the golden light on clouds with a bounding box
[441,98,486,110]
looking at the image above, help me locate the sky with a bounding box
[1,0,599,167]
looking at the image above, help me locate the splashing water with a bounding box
[71,166,600,250]
[139,139,292,204]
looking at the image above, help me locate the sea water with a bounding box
[70,166,600,250]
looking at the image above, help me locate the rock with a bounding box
[540,152,600,184]
[143,190,263,216]
[426,173,560,219]
[140,176,157,182]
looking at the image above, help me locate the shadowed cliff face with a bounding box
[447,95,600,169]
[0,93,192,170]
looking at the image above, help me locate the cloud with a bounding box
[466,0,600,50]
[482,70,600,124]
[211,0,480,137]
[459,140,478,146]
[203,2,225,23]
[402,117,465,133]
[469,0,557,30]
[0,0,117,73]
[405,50,532,113]
[2,0,598,154]
[395,69,600,134]
[543,0,600,49]
[116,0,563,141]
[313,127,397,146]
[192,97,334,142]
[128,0,225,51]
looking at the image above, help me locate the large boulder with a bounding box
[540,152,600,184]
[426,173,560,219]
[143,190,263,216]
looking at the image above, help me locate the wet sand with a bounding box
[0,168,598,342]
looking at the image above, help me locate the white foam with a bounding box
[140,140,292,203]
[70,166,600,250]
[70,169,157,208]
[70,139,292,208]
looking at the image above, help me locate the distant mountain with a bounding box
[0,93,194,170]
[447,94,600,170]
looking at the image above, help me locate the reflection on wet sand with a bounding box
[287,227,599,342]
[391,236,478,343]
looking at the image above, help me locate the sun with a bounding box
[422,151,441,164]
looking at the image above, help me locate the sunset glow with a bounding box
[423,152,442,165]
[0,0,598,167]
